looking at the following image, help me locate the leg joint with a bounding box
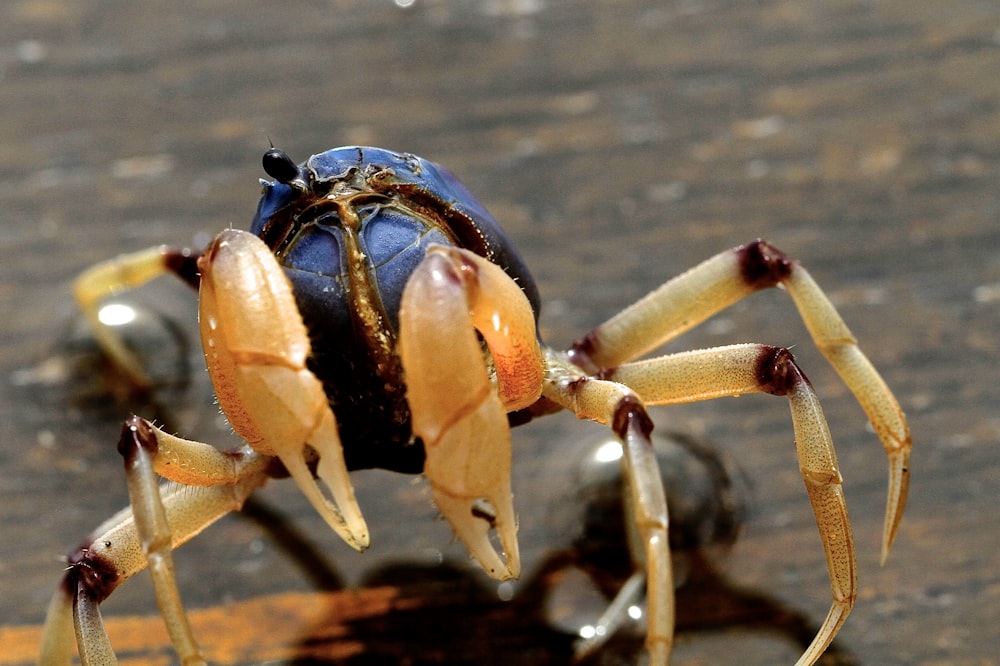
[611,394,654,442]
[737,239,795,288]
[63,540,119,605]
[164,247,202,289]
[568,332,601,374]
[117,415,158,467]
[755,345,811,396]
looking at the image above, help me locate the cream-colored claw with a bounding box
[399,245,543,580]
[198,229,369,549]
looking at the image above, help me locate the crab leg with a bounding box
[39,421,272,665]
[542,351,673,665]
[117,421,205,665]
[605,343,856,666]
[570,240,909,561]
[74,245,200,388]
[398,245,543,580]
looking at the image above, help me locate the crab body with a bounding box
[250,147,539,472]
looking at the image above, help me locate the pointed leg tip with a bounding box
[793,601,853,666]
[881,448,910,564]
[879,532,893,566]
[880,514,902,566]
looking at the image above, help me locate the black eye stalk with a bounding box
[263,147,309,193]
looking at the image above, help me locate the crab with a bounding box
[39,146,911,665]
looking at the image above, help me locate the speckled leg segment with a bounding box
[40,418,272,665]
[559,240,910,666]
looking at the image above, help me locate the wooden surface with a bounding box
[2,1,998,664]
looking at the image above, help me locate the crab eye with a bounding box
[262,148,302,185]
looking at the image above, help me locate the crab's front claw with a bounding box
[198,229,369,550]
[273,409,370,551]
[424,398,521,580]
[399,245,544,580]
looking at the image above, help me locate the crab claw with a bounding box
[198,229,369,549]
[399,246,544,580]
[272,408,370,551]
[423,396,521,580]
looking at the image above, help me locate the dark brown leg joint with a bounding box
[755,345,811,396]
[163,248,202,290]
[612,394,654,442]
[736,240,796,289]
[62,540,119,607]
[117,415,159,467]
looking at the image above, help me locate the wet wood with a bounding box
[2,1,998,664]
